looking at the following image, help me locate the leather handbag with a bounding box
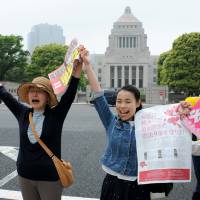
[29,113,74,188]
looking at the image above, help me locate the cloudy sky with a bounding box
[0,0,199,55]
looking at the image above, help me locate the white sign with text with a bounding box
[135,104,192,184]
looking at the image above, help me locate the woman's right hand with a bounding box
[78,46,101,92]
[78,45,90,68]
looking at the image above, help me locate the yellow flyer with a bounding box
[48,38,80,94]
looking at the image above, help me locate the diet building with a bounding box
[90,6,158,91]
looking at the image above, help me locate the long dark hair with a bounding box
[117,85,142,113]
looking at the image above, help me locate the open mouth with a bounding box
[119,110,129,116]
[31,99,40,104]
[120,111,129,115]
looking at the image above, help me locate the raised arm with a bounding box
[0,83,26,120]
[79,48,101,92]
[72,57,82,79]
[54,58,82,118]
[80,48,114,130]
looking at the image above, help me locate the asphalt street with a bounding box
[0,103,198,200]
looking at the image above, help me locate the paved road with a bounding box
[0,104,197,199]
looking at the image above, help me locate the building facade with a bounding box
[0,81,20,97]
[27,23,65,54]
[90,7,158,90]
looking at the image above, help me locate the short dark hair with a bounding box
[117,85,142,113]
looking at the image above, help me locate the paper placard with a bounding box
[48,38,80,94]
[135,104,192,184]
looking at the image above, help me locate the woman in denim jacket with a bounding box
[80,48,150,200]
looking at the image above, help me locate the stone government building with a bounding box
[90,7,168,104]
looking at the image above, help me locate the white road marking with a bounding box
[0,146,19,187]
[0,189,22,200]
[0,170,18,187]
[62,196,98,200]
[0,146,18,161]
[0,189,99,200]
[151,193,166,199]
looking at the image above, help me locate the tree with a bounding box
[0,35,29,81]
[157,32,200,95]
[78,73,88,91]
[26,43,88,90]
[4,66,28,82]
[157,51,170,85]
[26,43,67,79]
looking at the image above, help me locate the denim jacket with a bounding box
[92,92,138,176]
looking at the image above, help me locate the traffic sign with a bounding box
[160,91,165,96]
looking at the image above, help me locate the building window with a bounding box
[117,66,122,88]
[98,68,102,73]
[119,37,122,48]
[132,66,136,85]
[130,37,133,48]
[123,37,125,48]
[111,79,114,88]
[139,66,143,88]
[118,36,137,48]
[118,79,122,88]
[110,66,115,88]
[139,80,143,88]
[126,37,129,48]
[124,66,129,86]
[133,37,136,48]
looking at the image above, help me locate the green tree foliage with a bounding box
[78,73,88,91]
[157,32,200,95]
[27,43,88,90]
[157,51,170,85]
[0,35,29,81]
[26,43,67,79]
